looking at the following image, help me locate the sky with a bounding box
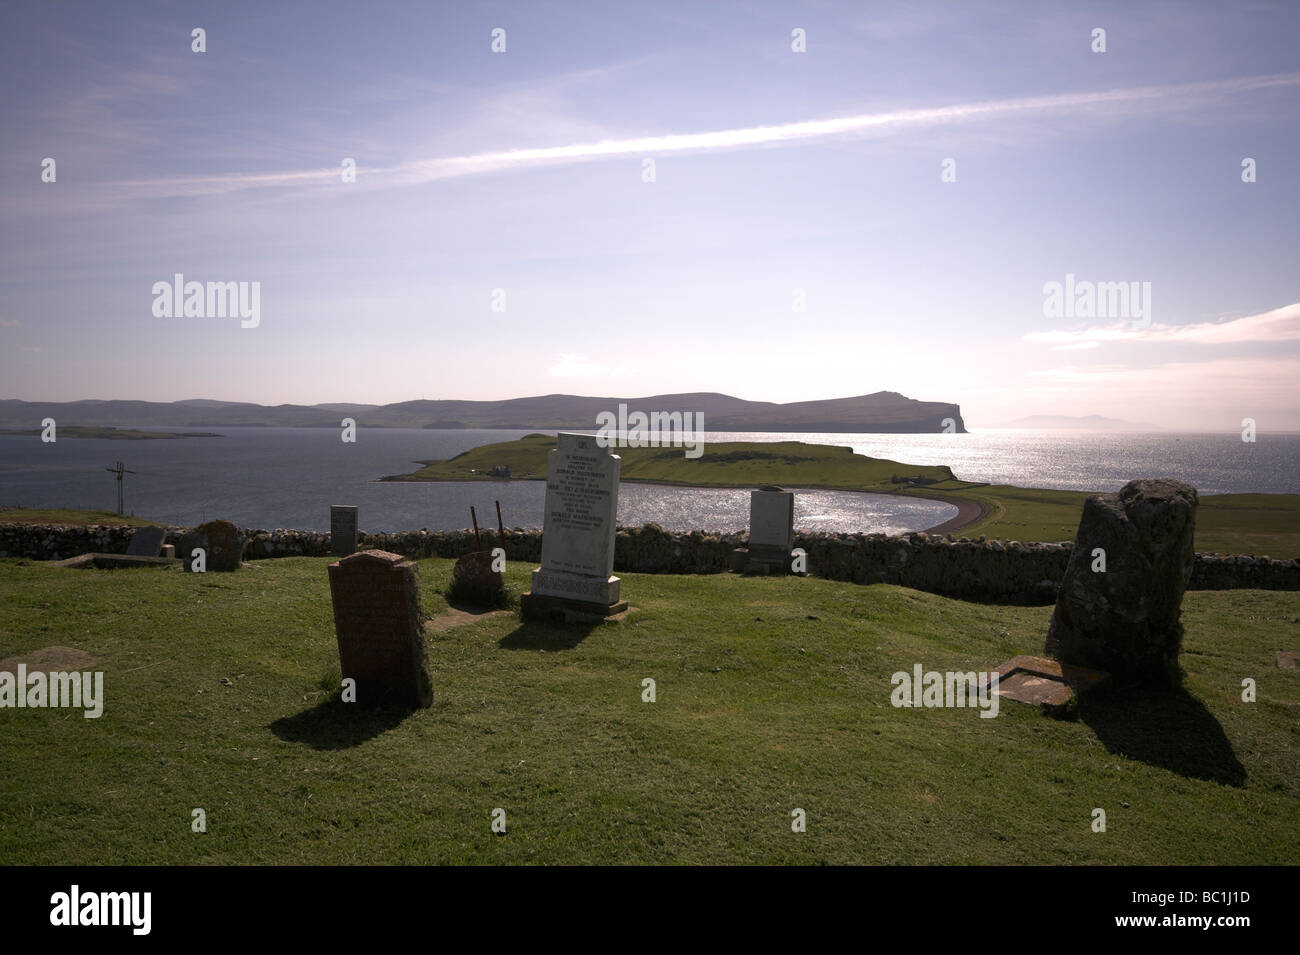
[1,0,1298,430]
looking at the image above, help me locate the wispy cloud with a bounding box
[109,71,1300,200]
[1025,302,1300,348]
[1020,357,1300,411]
[548,354,632,377]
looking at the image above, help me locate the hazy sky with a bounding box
[2,0,1297,430]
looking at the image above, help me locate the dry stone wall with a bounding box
[1,521,1295,602]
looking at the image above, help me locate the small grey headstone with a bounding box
[749,488,794,551]
[746,488,794,571]
[125,526,166,558]
[330,505,358,558]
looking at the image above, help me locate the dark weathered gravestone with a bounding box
[125,525,166,557]
[450,549,505,606]
[327,550,432,708]
[1045,478,1198,687]
[179,519,247,572]
[330,505,358,558]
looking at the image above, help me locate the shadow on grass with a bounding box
[498,618,600,651]
[1078,686,1247,787]
[269,697,417,751]
[445,597,512,614]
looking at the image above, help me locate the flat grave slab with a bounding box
[51,553,178,569]
[985,654,1110,712]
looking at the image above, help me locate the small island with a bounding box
[0,426,223,440]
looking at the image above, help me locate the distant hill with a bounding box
[0,391,966,433]
[998,414,1164,432]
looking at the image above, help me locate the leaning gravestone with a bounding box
[330,505,358,558]
[179,519,247,572]
[1045,478,1198,688]
[327,550,433,708]
[521,432,627,620]
[125,525,166,558]
[730,486,795,574]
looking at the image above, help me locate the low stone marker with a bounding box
[450,549,505,606]
[327,550,433,708]
[330,505,358,558]
[521,432,627,620]
[1045,478,1199,688]
[983,655,1110,716]
[125,526,166,558]
[179,519,247,572]
[730,486,796,574]
[52,552,176,570]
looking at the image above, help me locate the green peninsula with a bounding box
[383,433,1300,554]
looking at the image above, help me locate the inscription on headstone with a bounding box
[522,432,627,619]
[539,434,618,577]
[327,549,432,708]
[330,505,358,558]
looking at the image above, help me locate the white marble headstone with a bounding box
[538,432,621,580]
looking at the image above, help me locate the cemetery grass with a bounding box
[1,558,1297,865]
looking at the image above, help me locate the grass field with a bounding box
[0,508,160,527]
[1,557,1296,865]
